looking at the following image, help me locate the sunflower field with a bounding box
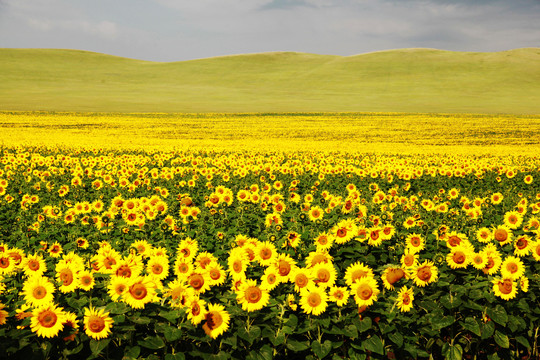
[0,112,540,360]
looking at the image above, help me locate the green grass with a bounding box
[1,48,539,113]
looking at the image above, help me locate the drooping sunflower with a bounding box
[328,286,350,307]
[500,256,525,280]
[202,303,230,339]
[492,278,517,300]
[351,276,380,307]
[381,266,407,290]
[300,285,329,316]
[84,306,114,340]
[236,279,270,312]
[23,275,56,307]
[344,261,374,287]
[30,304,66,338]
[123,276,157,309]
[395,286,414,312]
[411,261,438,287]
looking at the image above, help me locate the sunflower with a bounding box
[78,270,95,291]
[84,306,114,340]
[56,265,79,293]
[411,261,438,287]
[532,240,540,262]
[107,275,129,302]
[367,227,384,247]
[313,232,334,251]
[187,271,211,294]
[400,249,419,269]
[492,278,517,300]
[405,233,425,254]
[332,218,357,244]
[260,266,281,291]
[395,286,414,312]
[381,266,407,290]
[23,276,56,307]
[30,304,66,338]
[351,276,380,307]
[236,279,270,312]
[0,303,7,325]
[123,276,157,309]
[503,211,523,230]
[173,258,193,280]
[344,262,374,287]
[328,286,350,307]
[492,225,513,246]
[194,251,217,270]
[176,238,199,262]
[227,254,248,281]
[146,256,169,281]
[513,235,532,257]
[289,267,314,293]
[132,240,152,258]
[470,252,488,270]
[206,262,227,286]
[187,298,207,325]
[300,285,328,316]
[312,262,337,288]
[500,256,525,280]
[164,279,195,308]
[274,253,297,281]
[0,253,15,276]
[308,206,324,222]
[22,253,46,277]
[48,242,63,258]
[202,303,231,339]
[381,224,396,240]
[255,241,277,266]
[446,247,470,269]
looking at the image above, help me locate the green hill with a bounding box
[1,48,539,113]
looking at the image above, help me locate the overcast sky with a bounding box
[0,0,539,62]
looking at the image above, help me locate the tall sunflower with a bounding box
[84,306,114,340]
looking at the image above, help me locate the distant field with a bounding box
[1,111,539,155]
[1,48,539,114]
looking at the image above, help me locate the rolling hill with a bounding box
[0,48,539,113]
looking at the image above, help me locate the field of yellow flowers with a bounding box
[0,111,539,359]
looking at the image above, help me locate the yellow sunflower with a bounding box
[476,227,493,243]
[107,275,129,302]
[187,271,212,294]
[274,253,297,282]
[470,252,488,270]
[206,262,227,286]
[344,261,374,287]
[305,250,333,268]
[0,253,15,275]
[381,266,407,290]
[513,235,532,257]
[202,303,231,339]
[146,256,169,281]
[411,261,438,287]
[164,279,195,308]
[260,266,281,291]
[492,225,513,246]
[351,276,380,307]
[300,285,329,316]
[254,241,278,266]
[84,306,114,340]
[22,254,47,277]
[78,270,95,291]
[405,233,425,254]
[313,232,334,251]
[123,276,157,309]
[492,278,517,300]
[23,276,56,307]
[446,247,470,269]
[328,286,350,307]
[289,267,314,293]
[503,211,523,230]
[395,286,414,312]
[400,249,419,269]
[187,298,207,325]
[30,304,67,338]
[500,256,525,280]
[236,279,270,312]
[56,265,79,293]
[312,262,337,288]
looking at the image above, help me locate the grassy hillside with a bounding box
[1,48,539,113]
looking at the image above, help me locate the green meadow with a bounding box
[1,48,539,114]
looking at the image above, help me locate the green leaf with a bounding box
[357,317,372,333]
[481,321,495,340]
[285,314,298,329]
[461,317,481,337]
[432,316,455,330]
[129,316,152,325]
[138,336,166,350]
[446,344,463,360]
[124,346,141,359]
[286,339,310,352]
[487,305,508,326]
[387,332,403,347]
[494,331,509,349]
[343,324,358,339]
[238,325,261,344]
[90,339,111,355]
[159,309,183,323]
[312,340,333,359]
[164,326,183,342]
[165,354,186,360]
[362,336,384,355]
[468,289,483,300]
[256,344,273,360]
[516,336,531,349]
[106,302,130,314]
[269,331,285,346]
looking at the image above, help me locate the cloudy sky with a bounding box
[0,0,539,62]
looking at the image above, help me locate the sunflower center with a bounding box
[417,267,432,282]
[473,256,483,264]
[232,261,243,273]
[178,263,189,274]
[317,269,330,283]
[453,251,466,264]
[403,255,415,267]
[28,259,41,271]
[402,293,410,305]
[33,285,47,299]
[508,215,517,224]
[103,256,116,269]
[278,260,291,276]
[260,248,272,260]
[189,274,205,291]
[0,257,9,268]
[210,269,221,280]
[81,276,92,285]
[410,237,421,247]
[516,238,528,249]
[180,248,191,258]
[130,283,148,300]
[267,274,277,284]
[370,231,380,241]
[246,287,262,303]
[116,265,132,278]
[506,263,518,273]
[192,303,201,316]
[317,236,328,245]
[334,291,343,300]
[448,236,461,247]
[38,310,57,328]
[205,311,223,330]
[295,274,308,288]
[308,292,322,307]
[88,315,106,333]
[60,269,74,286]
[152,264,163,274]
[494,229,508,242]
[336,228,347,238]
[498,279,513,295]
[357,284,373,300]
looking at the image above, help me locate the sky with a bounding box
[0,0,539,62]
